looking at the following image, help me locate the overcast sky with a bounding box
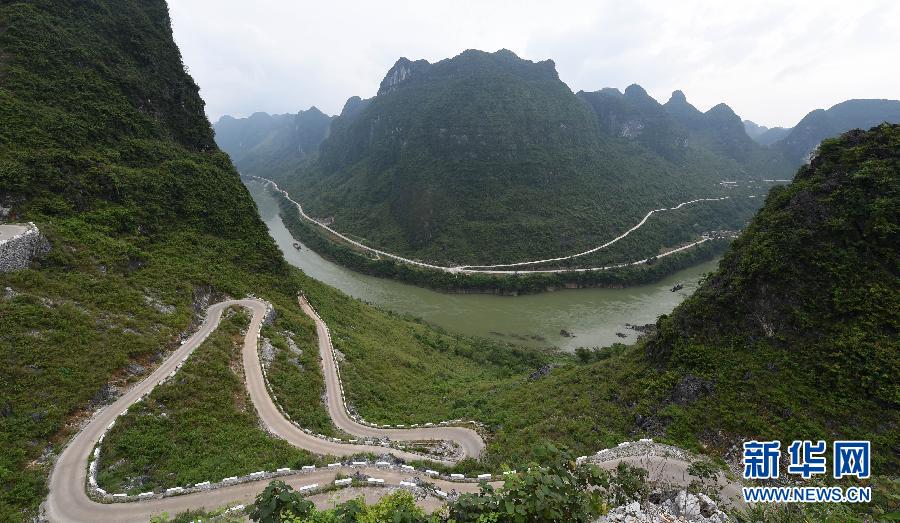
[168,0,899,128]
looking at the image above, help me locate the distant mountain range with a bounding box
[742,120,790,146]
[214,108,333,179]
[214,50,899,267]
[767,99,900,164]
[222,50,790,265]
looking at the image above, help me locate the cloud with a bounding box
[168,0,900,128]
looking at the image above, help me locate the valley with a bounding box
[1,1,896,521]
[248,178,721,350]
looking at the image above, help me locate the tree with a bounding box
[446,444,610,522]
[250,481,314,523]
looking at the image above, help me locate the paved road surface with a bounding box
[0,223,27,242]
[45,299,488,522]
[298,295,485,459]
[45,299,744,522]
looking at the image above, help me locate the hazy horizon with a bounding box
[168,0,900,129]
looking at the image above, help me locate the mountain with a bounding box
[0,7,582,519]
[579,86,791,170]
[661,91,794,174]
[644,124,899,465]
[456,125,899,490]
[775,99,900,165]
[2,2,896,518]
[0,1,292,516]
[270,50,792,266]
[213,107,333,178]
[743,120,790,145]
[576,84,688,161]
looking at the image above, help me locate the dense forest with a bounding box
[252,50,793,267]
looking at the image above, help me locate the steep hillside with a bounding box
[0,4,580,520]
[579,86,792,173]
[337,125,899,479]
[643,124,899,463]
[0,2,521,519]
[577,85,688,161]
[660,91,792,175]
[213,107,332,178]
[0,1,288,517]
[776,99,900,164]
[271,50,783,267]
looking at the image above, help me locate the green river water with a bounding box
[248,180,720,352]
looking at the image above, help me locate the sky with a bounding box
[168,0,900,128]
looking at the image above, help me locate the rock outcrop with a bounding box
[597,489,731,522]
[377,57,430,95]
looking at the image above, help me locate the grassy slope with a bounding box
[96,310,318,494]
[326,127,899,478]
[1,1,895,521]
[0,3,552,517]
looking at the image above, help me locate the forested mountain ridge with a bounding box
[643,124,899,466]
[320,125,899,490]
[213,107,333,179]
[0,1,295,517]
[268,49,786,266]
[774,99,900,165]
[578,86,792,173]
[449,126,899,504]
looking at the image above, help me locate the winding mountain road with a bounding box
[298,296,485,459]
[45,298,743,522]
[45,299,484,522]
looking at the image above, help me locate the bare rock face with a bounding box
[597,489,732,522]
[527,364,558,381]
[671,374,714,405]
[0,223,50,272]
[376,57,430,95]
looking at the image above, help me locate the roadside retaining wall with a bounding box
[0,223,49,272]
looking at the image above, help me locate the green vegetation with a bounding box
[248,446,634,522]
[266,50,790,268]
[268,50,788,270]
[308,126,899,514]
[775,99,900,165]
[214,108,332,180]
[252,484,427,523]
[1,0,896,520]
[263,324,340,437]
[246,472,898,522]
[0,0,334,517]
[96,310,319,494]
[731,477,900,523]
[274,186,731,294]
[305,287,553,428]
[151,508,243,523]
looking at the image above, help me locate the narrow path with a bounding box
[0,223,28,242]
[298,296,486,458]
[257,177,731,274]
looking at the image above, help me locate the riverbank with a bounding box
[271,182,730,296]
[247,179,721,351]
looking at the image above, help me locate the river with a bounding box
[247,180,720,352]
